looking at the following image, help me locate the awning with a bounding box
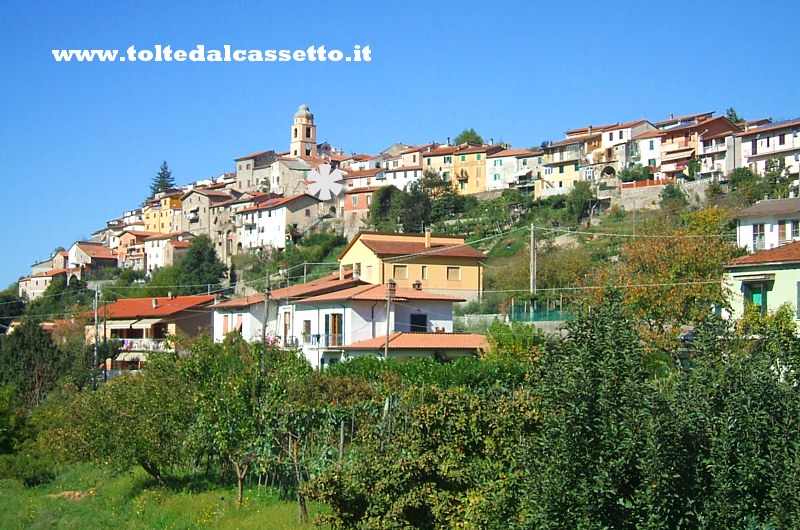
[733,273,775,282]
[104,319,138,330]
[116,351,147,362]
[131,318,163,329]
[661,149,694,162]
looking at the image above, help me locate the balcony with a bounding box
[186,212,199,223]
[118,338,170,353]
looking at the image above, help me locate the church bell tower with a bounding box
[290,104,317,158]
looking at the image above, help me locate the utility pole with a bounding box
[384,280,396,361]
[529,224,537,295]
[93,287,99,389]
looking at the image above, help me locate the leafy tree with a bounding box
[725,106,745,124]
[619,164,650,183]
[764,157,794,199]
[565,180,595,224]
[687,157,702,180]
[454,128,484,145]
[176,234,227,295]
[368,186,407,231]
[0,320,64,407]
[0,285,23,333]
[25,275,92,319]
[729,167,763,205]
[149,161,175,199]
[660,182,688,213]
[484,320,546,362]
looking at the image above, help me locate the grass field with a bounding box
[0,464,328,529]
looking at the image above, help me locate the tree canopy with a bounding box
[454,128,484,145]
[176,234,227,295]
[149,161,175,199]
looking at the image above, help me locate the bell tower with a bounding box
[290,104,317,158]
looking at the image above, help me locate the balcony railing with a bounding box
[119,338,170,353]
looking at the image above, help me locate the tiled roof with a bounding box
[548,133,599,148]
[455,144,503,155]
[731,197,800,219]
[360,239,486,260]
[727,240,800,267]
[343,332,486,351]
[604,119,649,131]
[487,148,538,159]
[214,294,265,309]
[235,149,273,161]
[100,295,216,319]
[386,165,423,173]
[269,271,364,301]
[632,129,665,140]
[736,118,800,138]
[143,232,193,242]
[345,186,383,194]
[564,124,618,135]
[168,240,192,249]
[423,145,458,157]
[343,168,384,178]
[237,194,313,214]
[400,143,438,155]
[298,284,465,304]
[76,242,117,259]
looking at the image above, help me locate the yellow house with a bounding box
[541,133,598,194]
[338,231,486,301]
[422,145,458,183]
[453,143,503,194]
[143,194,183,234]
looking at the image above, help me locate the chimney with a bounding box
[490,137,494,145]
[587,125,593,135]
[669,113,674,119]
[412,279,422,291]
[167,291,173,299]
[424,229,431,248]
[446,136,451,146]
[339,265,344,281]
[152,298,158,309]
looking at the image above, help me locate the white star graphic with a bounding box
[307,164,345,201]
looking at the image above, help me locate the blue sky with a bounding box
[2,0,799,289]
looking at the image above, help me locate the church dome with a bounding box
[294,104,313,119]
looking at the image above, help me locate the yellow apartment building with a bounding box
[143,194,183,234]
[338,231,486,301]
[453,144,503,194]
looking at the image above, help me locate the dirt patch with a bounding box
[46,489,96,501]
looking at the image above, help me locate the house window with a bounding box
[477,154,482,161]
[366,195,372,206]
[494,174,500,181]
[608,132,613,141]
[303,320,311,343]
[426,158,431,166]
[793,220,800,239]
[574,163,579,171]
[421,265,428,279]
[351,196,357,206]
[460,181,466,190]
[523,159,528,166]
[461,154,466,162]
[780,134,786,145]
[413,155,417,163]
[751,139,758,155]
[393,264,408,280]
[559,166,564,174]
[618,131,623,140]
[648,158,656,167]
[744,282,766,315]
[294,128,298,138]
[444,156,452,164]
[753,224,765,250]
[442,171,450,180]
[409,313,427,332]
[446,266,461,281]
[766,137,771,148]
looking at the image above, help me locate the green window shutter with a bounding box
[461,155,466,162]
[426,158,431,166]
[574,163,579,171]
[477,154,482,160]
[559,166,564,174]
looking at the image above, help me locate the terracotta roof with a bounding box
[736,118,800,138]
[168,240,191,249]
[343,332,486,351]
[604,119,649,131]
[731,197,800,219]
[31,267,80,278]
[359,239,486,260]
[237,194,314,214]
[400,143,438,155]
[727,240,800,267]
[345,186,383,195]
[548,133,599,148]
[298,284,465,304]
[423,145,458,157]
[99,295,215,319]
[75,242,116,259]
[564,124,618,135]
[215,294,265,309]
[181,188,232,201]
[487,148,538,159]
[58,251,68,257]
[455,144,503,155]
[143,232,193,242]
[632,129,665,140]
[269,271,364,301]
[343,168,384,178]
[121,230,161,239]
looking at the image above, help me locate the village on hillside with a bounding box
[9,104,800,369]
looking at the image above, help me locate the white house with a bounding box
[285,283,464,368]
[236,194,319,251]
[630,130,664,179]
[733,197,800,253]
[485,149,540,191]
[144,232,193,272]
[738,118,800,178]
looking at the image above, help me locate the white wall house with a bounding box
[212,294,271,343]
[631,130,664,179]
[733,197,800,252]
[739,118,800,177]
[485,149,539,191]
[285,284,461,368]
[237,194,319,251]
